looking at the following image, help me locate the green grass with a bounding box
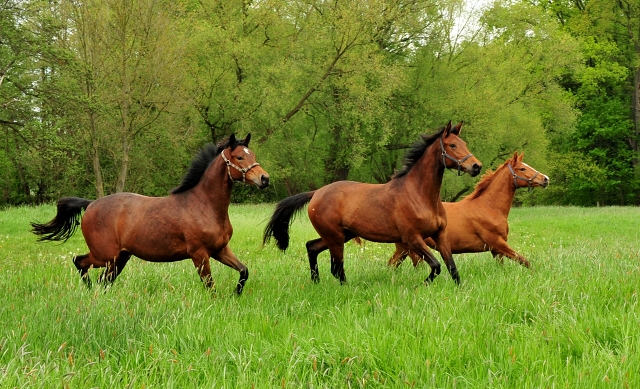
[0,204,638,388]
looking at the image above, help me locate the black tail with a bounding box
[31,197,93,242]
[263,191,315,251]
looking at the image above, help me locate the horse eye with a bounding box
[520,168,525,171]
[237,156,244,161]
[450,144,456,148]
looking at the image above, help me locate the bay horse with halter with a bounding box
[389,152,548,268]
[31,134,268,295]
[263,121,482,285]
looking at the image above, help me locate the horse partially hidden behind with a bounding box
[263,121,482,285]
[31,134,269,295]
[389,152,548,268]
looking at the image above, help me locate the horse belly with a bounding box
[128,233,189,262]
[446,218,488,254]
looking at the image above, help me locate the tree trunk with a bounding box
[116,135,130,193]
[90,112,104,198]
[9,132,30,201]
[116,22,130,194]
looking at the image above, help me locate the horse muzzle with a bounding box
[254,174,270,189]
[537,175,549,188]
[467,162,482,177]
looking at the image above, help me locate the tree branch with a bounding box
[258,47,348,143]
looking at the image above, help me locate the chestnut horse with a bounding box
[31,134,269,295]
[263,122,482,285]
[389,152,548,268]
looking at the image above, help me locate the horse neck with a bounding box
[402,141,445,204]
[475,165,516,217]
[191,156,232,213]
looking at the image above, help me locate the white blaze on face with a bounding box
[521,162,533,170]
[243,147,250,155]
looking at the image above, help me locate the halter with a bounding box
[221,149,260,184]
[508,163,539,193]
[439,136,474,176]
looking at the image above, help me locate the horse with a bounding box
[388,152,548,268]
[31,134,269,295]
[263,121,482,285]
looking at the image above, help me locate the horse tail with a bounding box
[31,197,93,242]
[263,191,316,251]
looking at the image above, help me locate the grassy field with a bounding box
[0,204,638,388]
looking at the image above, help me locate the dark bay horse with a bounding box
[31,134,269,294]
[389,152,548,268]
[263,121,482,285]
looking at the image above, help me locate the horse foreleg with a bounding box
[306,238,327,283]
[212,245,249,295]
[190,249,214,289]
[100,251,131,284]
[404,237,441,283]
[488,238,530,268]
[430,229,460,284]
[388,243,409,268]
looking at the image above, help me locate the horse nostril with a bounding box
[261,175,270,187]
[473,163,481,172]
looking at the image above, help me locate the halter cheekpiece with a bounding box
[439,136,474,176]
[221,149,260,183]
[508,163,538,193]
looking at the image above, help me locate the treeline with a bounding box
[1,0,639,206]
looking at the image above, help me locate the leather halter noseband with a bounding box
[508,163,539,193]
[221,148,260,183]
[439,135,474,176]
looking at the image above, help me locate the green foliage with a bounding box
[537,0,640,205]
[1,0,639,205]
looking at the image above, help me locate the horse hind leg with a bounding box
[326,229,357,284]
[73,253,93,287]
[306,238,327,283]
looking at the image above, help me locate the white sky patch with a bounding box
[450,0,495,43]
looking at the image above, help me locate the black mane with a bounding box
[171,138,247,194]
[393,127,445,179]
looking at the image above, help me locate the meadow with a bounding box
[0,204,638,388]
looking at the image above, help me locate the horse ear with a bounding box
[518,151,524,161]
[451,121,463,136]
[244,133,251,146]
[512,151,518,163]
[444,120,452,136]
[229,134,238,150]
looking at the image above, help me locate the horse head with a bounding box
[507,152,548,192]
[222,133,270,189]
[440,121,482,177]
